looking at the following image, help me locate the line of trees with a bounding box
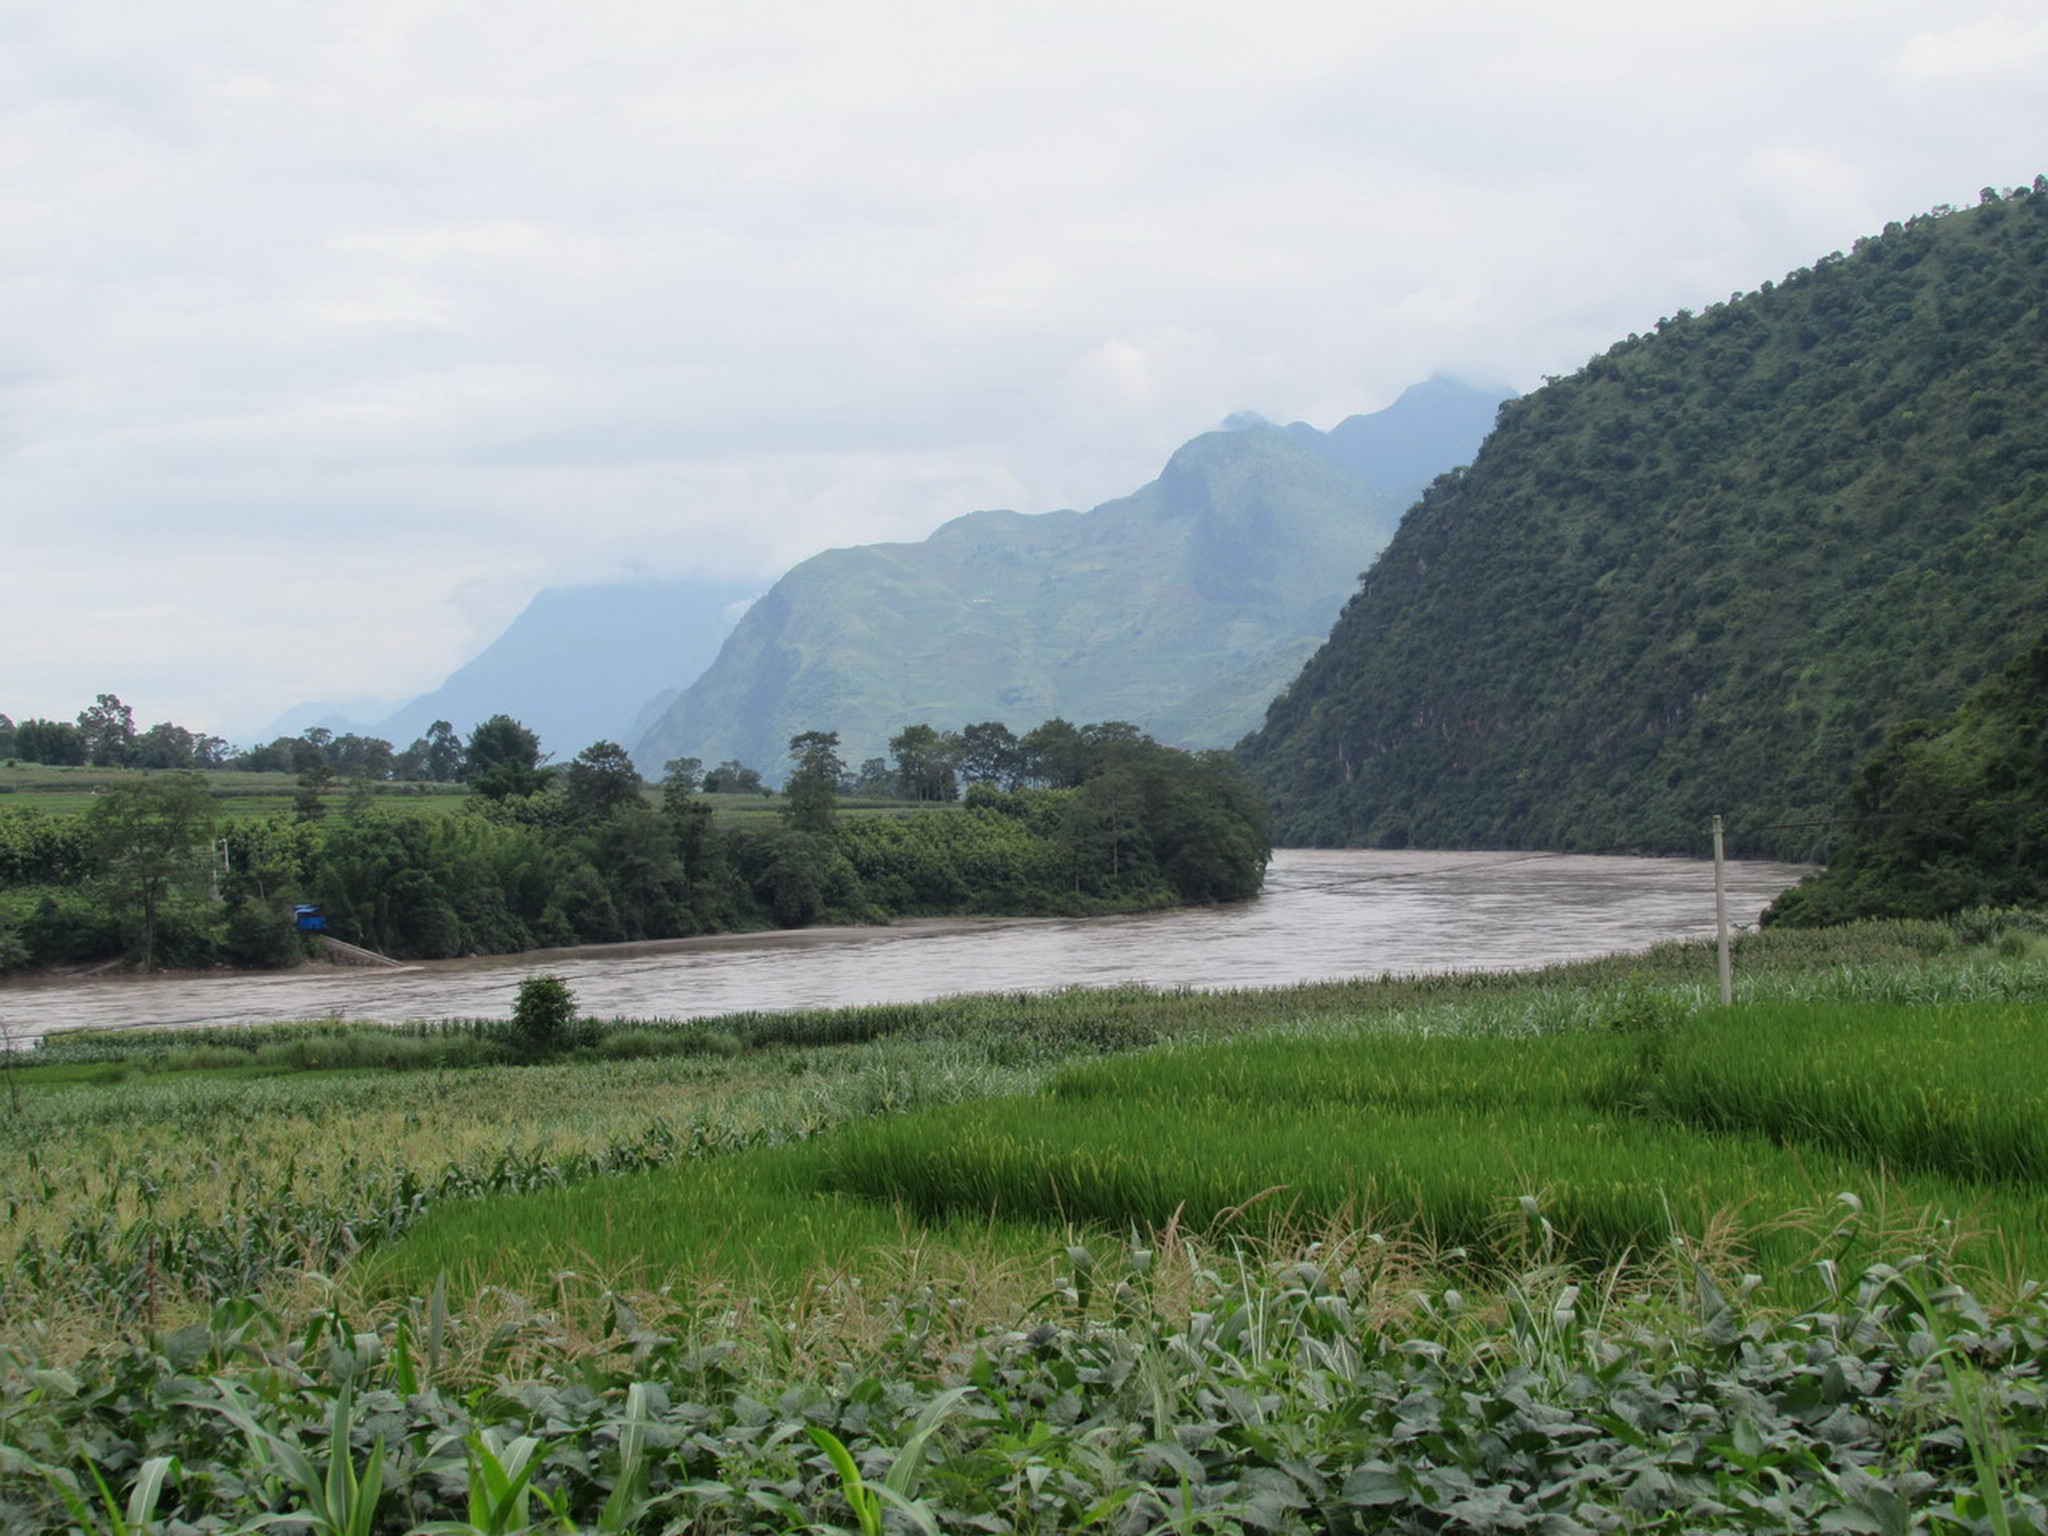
[5,698,1140,811]
[3,696,496,786]
[2,696,231,771]
[0,713,1271,972]
[664,718,1152,805]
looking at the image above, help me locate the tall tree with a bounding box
[783,730,844,834]
[564,740,644,821]
[294,754,334,821]
[289,733,330,776]
[77,693,137,767]
[848,756,895,797]
[889,723,959,802]
[702,760,764,794]
[132,722,197,770]
[85,774,215,968]
[328,733,396,780]
[464,715,553,800]
[396,720,464,782]
[1020,717,1087,788]
[956,721,1023,789]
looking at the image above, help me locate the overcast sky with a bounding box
[3,1,2043,740]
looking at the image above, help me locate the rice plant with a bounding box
[1642,999,2048,1184]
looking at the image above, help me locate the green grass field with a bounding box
[0,762,955,822]
[8,913,2048,1532]
[0,761,471,818]
[365,996,2048,1306]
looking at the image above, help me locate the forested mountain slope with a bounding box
[1766,630,2048,923]
[1240,183,2048,859]
[633,380,1504,776]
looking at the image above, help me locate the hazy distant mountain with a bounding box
[633,379,1508,777]
[1284,374,1514,499]
[251,697,400,744]
[373,577,760,760]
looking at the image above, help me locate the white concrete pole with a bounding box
[1713,814,1732,1007]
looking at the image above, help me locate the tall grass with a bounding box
[811,1064,2045,1282]
[377,990,2048,1303]
[0,1034,1050,1336]
[1049,1030,1638,1112]
[1642,1000,2048,1183]
[355,1143,1060,1301]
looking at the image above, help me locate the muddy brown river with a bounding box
[0,849,1809,1044]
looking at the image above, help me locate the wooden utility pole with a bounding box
[1713,814,1732,1006]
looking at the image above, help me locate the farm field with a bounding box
[0,762,472,820]
[4,913,2048,1530]
[0,762,958,823]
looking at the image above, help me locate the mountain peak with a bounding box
[632,380,1505,776]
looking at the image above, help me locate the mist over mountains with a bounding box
[261,578,760,760]
[281,378,1503,770]
[374,578,762,756]
[632,378,1506,775]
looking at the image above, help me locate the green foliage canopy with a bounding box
[1767,631,2048,922]
[0,721,1270,968]
[84,773,216,968]
[1242,183,2048,859]
[782,731,843,835]
[463,714,553,800]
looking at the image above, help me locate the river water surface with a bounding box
[0,849,1808,1043]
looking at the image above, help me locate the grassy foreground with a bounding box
[4,913,2048,1531]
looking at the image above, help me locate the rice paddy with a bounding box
[370,994,2048,1305]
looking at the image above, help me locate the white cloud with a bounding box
[1892,12,2048,85]
[0,0,2042,735]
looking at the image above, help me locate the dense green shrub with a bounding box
[217,898,301,969]
[510,974,577,1061]
[1768,633,2048,923]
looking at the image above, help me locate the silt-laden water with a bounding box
[0,848,1808,1043]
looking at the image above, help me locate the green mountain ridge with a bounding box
[1240,181,2048,860]
[633,381,1505,776]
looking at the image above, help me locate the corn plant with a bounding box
[33,1454,182,1536]
[196,1382,385,1536]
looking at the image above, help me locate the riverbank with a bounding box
[2,910,1057,986]
[0,847,1810,1042]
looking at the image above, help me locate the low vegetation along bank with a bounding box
[0,725,1269,973]
[4,911,2048,1530]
